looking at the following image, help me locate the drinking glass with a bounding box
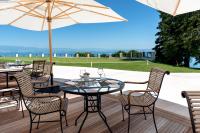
[97,68,104,78]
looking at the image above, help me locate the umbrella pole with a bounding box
[48,20,52,63]
[47,0,52,63]
[48,19,54,85]
[47,0,53,85]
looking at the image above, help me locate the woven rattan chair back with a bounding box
[43,62,52,76]
[14,71,34,97]
[141,68,169,106]
[182,91,200,133]
[32,60,45,77]
[146,68,168,97]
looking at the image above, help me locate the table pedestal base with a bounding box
[75,95,112,133]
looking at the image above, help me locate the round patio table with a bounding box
[0,68,23,88]
[60,77,124,133]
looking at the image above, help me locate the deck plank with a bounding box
[0,96,192,133]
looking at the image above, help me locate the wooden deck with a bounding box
[0,95,192,133]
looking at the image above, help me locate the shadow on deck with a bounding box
[0,95,192,133]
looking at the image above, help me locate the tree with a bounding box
[100,54,109,57]
[74,52,94,57]
[154,11,200,67]
[127,50,142,58]
[112,50,142,58]
[112,51,127,57]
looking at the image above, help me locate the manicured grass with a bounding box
[0,57,199,73]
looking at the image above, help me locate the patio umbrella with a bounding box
[0,0,126,62]
[136,0,200,16]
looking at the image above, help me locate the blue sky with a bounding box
[0,0,159,50]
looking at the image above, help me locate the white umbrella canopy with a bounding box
[0,0,126,62]
[136,0,200,16]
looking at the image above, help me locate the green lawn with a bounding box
[0,57,199,73]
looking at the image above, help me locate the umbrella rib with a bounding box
[85,10,125,21]
[16,2,44,18]
[57,0,108,9]
[17,0,41,2]
[56,2,125,21]
[9,2,46,25]
[14,8,44,18]
[53,3,79,23]
[50,0,56,15]
[0,1,40,11]
[54,10,81,19]
[52,3,76,19]
[41,6,48,31]
[173,0,181,16]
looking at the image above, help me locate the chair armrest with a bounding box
[28,94,61,100]
[128,90,152,96]
[181,91,186,98]
[124,81,148,84]
[181,91,200,98]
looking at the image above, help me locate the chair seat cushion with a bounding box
[119,91,156,107]
[28,97,68,114]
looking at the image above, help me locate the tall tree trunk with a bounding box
[183,56,190,67]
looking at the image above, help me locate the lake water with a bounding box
[0,51,114,57]
[190,57,200,68]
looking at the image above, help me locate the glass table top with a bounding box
[60,77,124,95]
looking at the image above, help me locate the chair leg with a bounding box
[36,115,40,129]
[16,96,20,110]
[121,104,125,121]
[64,111,68,126]
[128,106,130,133]
[143,107,147,120]
[19,95,24,117]
[22,101,24,117]
[60,111,63,133]
[152,106,158,133]
[12,91,19,109]
[29,113,33,133]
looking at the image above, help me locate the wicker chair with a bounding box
[182,91,200,133]
[14,71,68,133]
[119,68,170,133]
[31,60,46,78]
[32,62,53,87]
